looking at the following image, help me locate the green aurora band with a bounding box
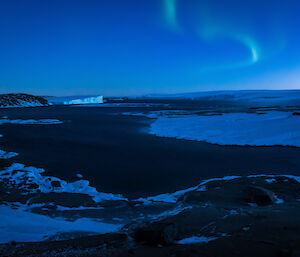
[163,0,260,70]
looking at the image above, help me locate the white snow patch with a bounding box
[248,174,300,183]
[177,236,218,245]
[248,203,258,207]
[147,205,193,220]
[137,185,200,204]
[0,205,122,243]
[274,195,284,204]
[0,149,18,159]
[148,111,300,147]
[265,178,276,183]
[138,176,240,204]
[0,118,62,125]
[0,164,127,203]
[55,205,104,211]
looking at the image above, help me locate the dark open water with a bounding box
[1,100,300,198]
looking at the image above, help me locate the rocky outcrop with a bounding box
[243,186,275,206]
[0,94,48,108]
[134,222,178,246]
[0,174,300,256]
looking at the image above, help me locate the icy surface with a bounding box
[149,111,300,147]
[0,205,122,243]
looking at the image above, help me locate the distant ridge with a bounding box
[142,89,300,102]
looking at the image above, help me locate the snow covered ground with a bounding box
[0,205,122,243]
[147,111,300,147]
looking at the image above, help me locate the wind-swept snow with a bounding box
[149,111,300,147]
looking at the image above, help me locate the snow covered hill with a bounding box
[0,94,48,108]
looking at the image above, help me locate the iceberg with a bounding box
[64,96,104,105]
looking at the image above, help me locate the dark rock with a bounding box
[134,222,178,246]
[243,186,275,206]
[292,112,300,116]
[279,248,293,257]
[26,183,39,189]
[51,181,61,188]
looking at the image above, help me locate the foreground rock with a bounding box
[0,93,48,108]
[134,222,178,246]
[0,175,299,256]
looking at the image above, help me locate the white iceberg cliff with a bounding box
[64,96,104,105]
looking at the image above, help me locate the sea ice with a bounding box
[149,111,300,147]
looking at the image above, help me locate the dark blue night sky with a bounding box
[0,0,300,96]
